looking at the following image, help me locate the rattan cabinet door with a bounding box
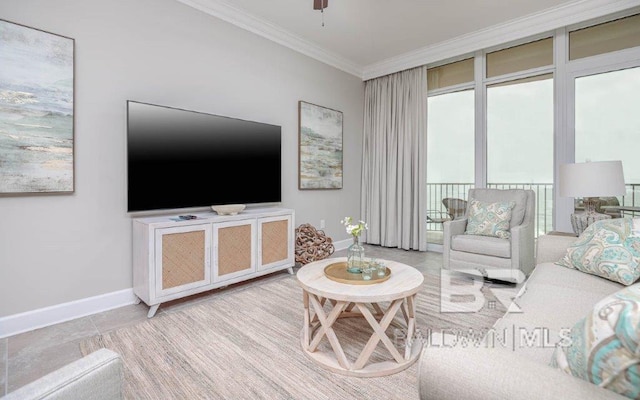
[258,214,293,271]
[154,223,211,298]
[213,219,256,282]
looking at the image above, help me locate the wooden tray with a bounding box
[324,261,391,285]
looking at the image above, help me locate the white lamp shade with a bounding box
[559,160,626,197]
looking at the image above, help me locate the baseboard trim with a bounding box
[0,289,138,339]
[333,238,351,251]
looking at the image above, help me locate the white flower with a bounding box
[341,216,367,237]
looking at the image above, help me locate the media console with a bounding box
[132,207,295,317]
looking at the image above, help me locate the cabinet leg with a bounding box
[147,304,160,318]
[287,267,294,275]
[134,297,142,305]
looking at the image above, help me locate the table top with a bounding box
[296,257,424,303]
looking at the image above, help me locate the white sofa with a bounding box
[419,234,629,400]
[2,349,123,400]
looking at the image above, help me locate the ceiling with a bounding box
[178,0,640,78]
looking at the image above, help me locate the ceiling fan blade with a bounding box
[313,0,328,10]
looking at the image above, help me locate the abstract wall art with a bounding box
[0,19,74,193]
[298,101,343,190]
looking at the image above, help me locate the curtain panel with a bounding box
[361,66,428,251]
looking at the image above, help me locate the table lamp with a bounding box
[559,160,626,235]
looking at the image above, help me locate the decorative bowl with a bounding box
[211,204,246,215]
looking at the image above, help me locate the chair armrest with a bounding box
[418,346,627,400]
[3,349,124,400]
[535,234,578,264]
[443,218,467,236]
[442,219,467,269]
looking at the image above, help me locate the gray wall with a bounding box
[0,0,364,316]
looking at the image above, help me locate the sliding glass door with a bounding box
[486,75,554,236]
[426,59,474,245]
[565,14,640,224]
[574,66,640,213]
[426,90,474,244]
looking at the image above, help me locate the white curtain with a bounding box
[361,66,428,251]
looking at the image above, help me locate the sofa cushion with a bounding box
[465,199,515,239]
[467,188,528,228]
[505,271,621,331]
[524,262,623,298]
[451,234,511,258]
[556,218,640,286]
[491,262,623,365]
[550,283,640,399]
[491,319,561,365]
[513,262,622,328]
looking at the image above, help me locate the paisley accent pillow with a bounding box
[465,199,515,239]
[550,283,640,399]
[556,218,640,286]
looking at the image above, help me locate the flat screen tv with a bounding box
[126,101,282,212]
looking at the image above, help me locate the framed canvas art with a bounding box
[298,101,343,190]
[0,19,75,193]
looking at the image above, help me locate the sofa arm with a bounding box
[535,234,578,264]
[510,222,535,276]
[418,346,626,400]
[3,349,123,400]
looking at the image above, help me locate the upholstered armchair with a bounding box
[3,349,123,400]
[442,188,536,280]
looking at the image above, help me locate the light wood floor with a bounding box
[1,244,444,396]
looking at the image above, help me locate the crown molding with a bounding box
[175,0,640,82]
[363,0,640,80]
[175,0,364,78]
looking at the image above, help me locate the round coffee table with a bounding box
[296,257,424,377]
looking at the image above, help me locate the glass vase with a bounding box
[346,236,365,273]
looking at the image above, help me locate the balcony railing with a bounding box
[427,183,640,240]
[620,184,640,208]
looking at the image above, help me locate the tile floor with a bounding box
[1,245,444,396]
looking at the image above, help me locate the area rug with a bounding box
[80,269,507,399]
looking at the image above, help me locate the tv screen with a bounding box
[127,101,282,212]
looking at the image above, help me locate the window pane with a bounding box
[427,58,474,90]
[487,75,554,236]
[486,38,553,78]
[575,67,640,208]
[570,14,640,60]
[427,90,475,244]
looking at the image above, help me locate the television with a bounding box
[126,101,282,212]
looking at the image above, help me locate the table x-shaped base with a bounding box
[301,290,420,377]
